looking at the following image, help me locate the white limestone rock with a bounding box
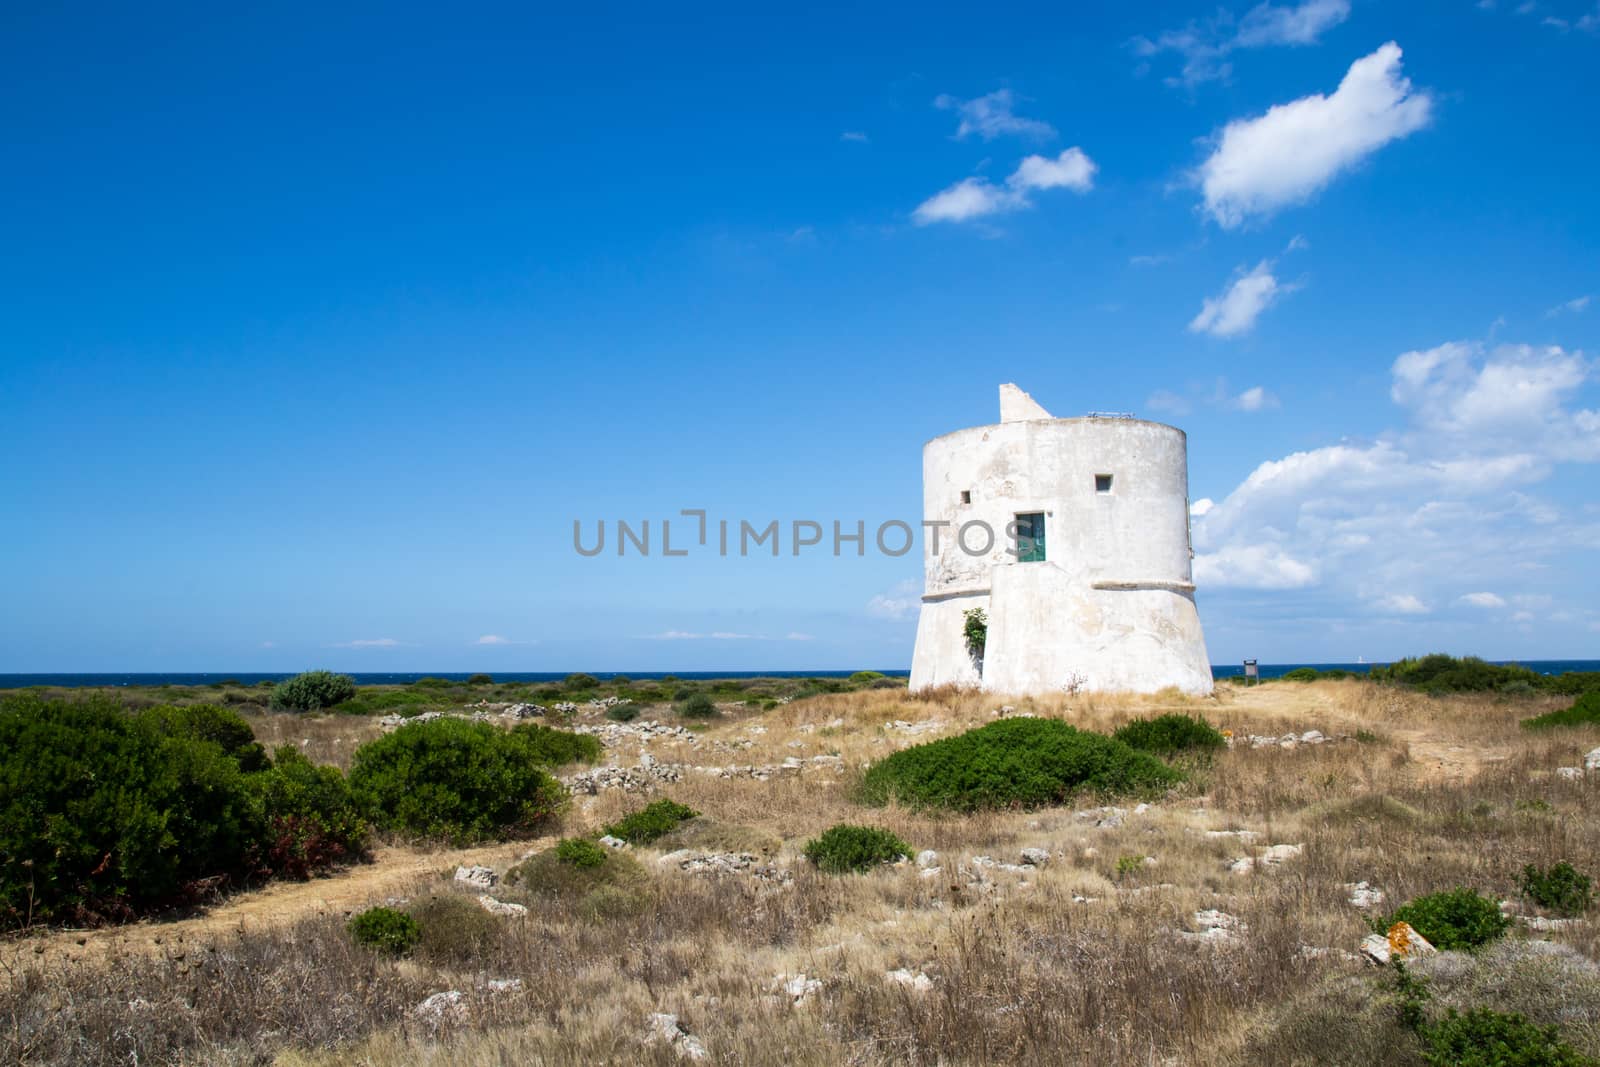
[454,865,497,890]
[476,894,527,918]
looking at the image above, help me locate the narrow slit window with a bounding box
[1095,473,1114,493]
[1015,512,1046,563]
[960,490,972,505]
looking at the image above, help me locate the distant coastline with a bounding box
[5,660,1600,688]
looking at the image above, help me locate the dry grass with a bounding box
[4,680,1599,1065]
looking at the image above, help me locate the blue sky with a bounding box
[3,1,1598,672]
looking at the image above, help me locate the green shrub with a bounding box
[1384,888,1510,951]
[347,906,420,956]
[136,703,268,772]
[1522,692,1600,730]
[564,673,600,690]
[1421,1008,1596,1067]
[849,671,887,685]
[804,824,911,873]
[963,608,987,657]
[859,717,1183,812]
[678,693,719,719]
[556,836,608,868]
[245,746,368,879]
[606,703,642,722]
[270,670,358,712]
[466,673,493,685]
[408,893,502,964]
[505,844,651,918]
[0,694,264,926]
[1519,862,1593,916]
[510,722,603,766]
[604,800,698,845]
[1281,667,1321,682]
[348,718,568,844]
[1372,655,1541,694]
[412,677,454,688]
[1543,672,1600,696]
[1111,713,1227,756]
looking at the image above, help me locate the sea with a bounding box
[4,661,1599,688]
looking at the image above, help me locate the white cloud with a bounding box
[1235,385,1280,411]
[1192,335,1600,628]
[474,634,535,646]
[1191,498,1216,517]
[1546,295,1591,317]
[332,638,401,648]
[934,89,1055,142]
[867,579,922,620]
[643,630,703,640]
[1195,42,1433,227]
[786,632,815,641]
[1133,0,1350,88]
[913,148,1096,226]
[1190,260,1293,337]
[840,130,869,143]
[1375,593,1430,615]
[642,630,761,641]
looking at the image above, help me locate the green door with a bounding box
[1016,512,1046,562]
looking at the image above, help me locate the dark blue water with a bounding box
[5,661,1597,688]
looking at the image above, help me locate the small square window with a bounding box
[1095,474,1114,493]
[960,490,972,504]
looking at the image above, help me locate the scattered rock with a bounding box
[1522,915,1581,932]
[658,850,790,883]
[646,1013,709,1061]
[413,990,467,1026]
[476,895,527,917]
[598,834,628,849]
[483,978,523,994]
[885,968,934,993]
[1020,847,1051,868]
[1557,767,1585,781]
[1345,881,1385,909]
[1583,747,1600,771]
[1179,909,1244,944]
[916,850,940,869]
[1362,922,1436,965]
[454,865,497,890]
[774,973,822,1004]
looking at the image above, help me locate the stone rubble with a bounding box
[1179,909,1244,945]
[1233,730,1338,749]
[1345,881,1385,909]
[476,895,527,917]
[773,973,823,1004]
[571,720,699,746]
[1360,921,1437,966]
[412,990,468,1026]
[454,865,497,890]
[658,849,792,883]
[646,1012,709,1061]
[598,834,628,849]
[1586,747,1600,771]
[885,968,935,993]
[1228,843,1304,874]
[1019,847,1051,868]
[1557,767,1585,781]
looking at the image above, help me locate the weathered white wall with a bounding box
[909,395,1213,696]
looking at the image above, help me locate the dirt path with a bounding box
[1,836,554,970]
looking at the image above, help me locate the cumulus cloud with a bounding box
[934,89,1056,141]
[1195,42,1433,227]
[913,148,1097,225]
[1192,335,1600,626]
[1133,0,1350,88]
[867,579,922,620]
[1190,260,1294,336]
[1235,385,1279,411]
[1546,295,1591,317]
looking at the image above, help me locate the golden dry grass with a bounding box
[4,680,1599,1066]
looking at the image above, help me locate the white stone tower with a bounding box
[909,384,1213,696]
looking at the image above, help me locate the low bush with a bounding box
[1520,862,1593,916]
[678,693,719,719]
[348,719,568,844]
[606,703,642,722]
[804,824,911,873]
[408,893,502,964]
[1111,713,1227,756]
[1372,655,1542,694]
[564,673,600,690]
[556,837,608,868]
[505,843,651,918]
[270,670,358,712]
[1421,1007,1596,1067]
[1281,667,1321,682]
[510,722,603,766]
[136,703,269,772]
[1384,888,1510,951]
[1544,672,1600,696]
[347,906,420,956]
[244,746,368,879]
[1522,692,1600,730]
[858,717,1183,812]
[604,800,698,845]
[466,673,493,685]
[849,671,886,685]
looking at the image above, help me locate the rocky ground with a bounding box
[3,680,1599,1066]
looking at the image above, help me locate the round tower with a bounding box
[909,384,1213,696]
